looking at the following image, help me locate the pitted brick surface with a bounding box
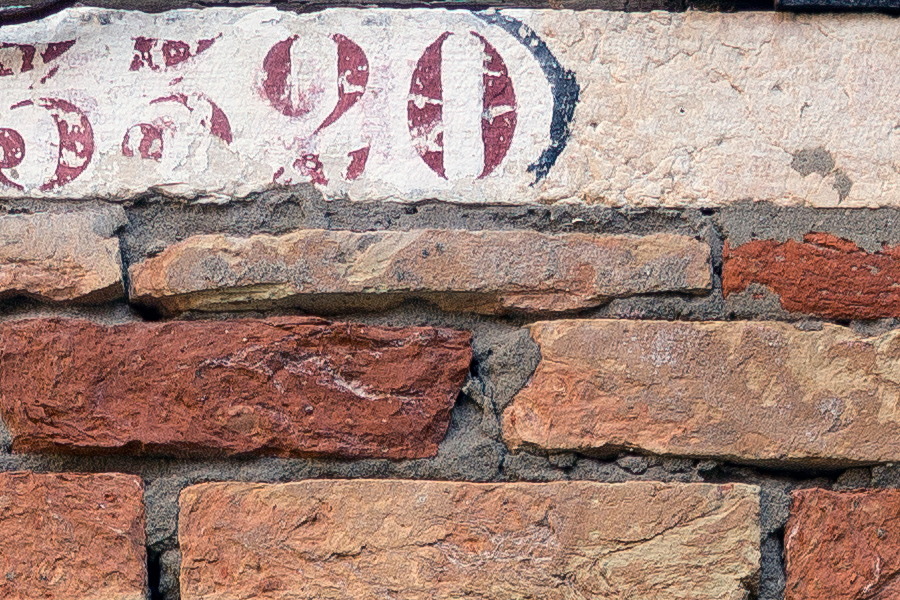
[129,229,711,314]
[504,319,900,465]
[0,317,471,458]
[0,471,147,600]
[179,480,760,600]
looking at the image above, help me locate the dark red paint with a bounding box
[293,154,328,185]
[122,123,164,160]
[0,128,25,190]
[408,32,450,179]
[473,33,517,178]
[262,36,311,118]
[315,34,369,134]
[345,146,370,180]
[150,93,232,144]
[131,37,218,71]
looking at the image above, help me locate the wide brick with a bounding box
[0,9,897,207]
[0,317,470,458]
[786,489,900,600]
[504,319,900,465]
[128,229,711,315]
[724,233,900,320]
[0,209,124,303]
[179,480,760,600]
[0,471,146,600]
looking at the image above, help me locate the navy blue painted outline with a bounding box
[476,10,580,184]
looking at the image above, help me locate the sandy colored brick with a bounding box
[128,229,711,315]
[0,316,471,459]
[0,471,146,600]
[179,479,760,600]
[786,489,900,600]
[0,209,124,303]
[504,319,900,465]
[0,8,897,207]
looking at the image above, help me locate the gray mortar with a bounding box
[4,194,900,600]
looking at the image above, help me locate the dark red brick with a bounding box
[786,488,900,600]
[723,232,900,319]
[0,471,146,600]
[0,317,471,459]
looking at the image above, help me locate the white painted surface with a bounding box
[1,8,899,207]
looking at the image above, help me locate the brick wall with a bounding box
[2,3,900,600]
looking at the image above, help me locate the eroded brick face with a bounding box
[179,480,760,600]
[503,319,900,465]
[0,209,125,303]
[0,471,147,600]
[0,317,471,459]
[723,233,900,319]
[128,229,711,314]
[786,489,900,600]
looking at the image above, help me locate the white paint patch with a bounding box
[1,8,900,207]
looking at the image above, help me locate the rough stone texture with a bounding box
[786,489,900,600]
[179,480,760,600]
[1,8,898,207]
[128,229,711,315]
[0,208,124,303]
[0,471,147,600]
[504,319,900,466]
[724,233,900,320]
[0,316,471,458]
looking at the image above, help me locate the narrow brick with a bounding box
[179,480,760,600]
[0,471,146,600]
[504,319,900,465]
[0,317,471,458]
[786,489,900,600]
[128,229,711,315]
[724,233,900,319]
[0,9,897,207]
[0,209,124,303]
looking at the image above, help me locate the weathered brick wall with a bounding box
[2,3,900,600]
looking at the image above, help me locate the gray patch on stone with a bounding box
[791,146,835,177]
[833,169,853,203]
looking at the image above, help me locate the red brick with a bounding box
[0,471,146,600]
[179,480,760,600]
[723,233,900,319]
[786,489,900,600]
[0,317,471,459]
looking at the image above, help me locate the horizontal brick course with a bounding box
[0,317,471,458]
[504,319,900,465]
[0,471,146,600]
[0,209,124,303]
[0,9,897,206]
[786,489,900,600]
[724,233,900,319]
[179,480,760,600]
[128,229,711,315]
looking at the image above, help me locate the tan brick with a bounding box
[179,480,760,600]
[0,317,471,459]
[0,209,124,303]
[128,229,710,315]
[504,319,900,465]
[786,489,900,600]
[0,9,895,207]
[0,471,146,600]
